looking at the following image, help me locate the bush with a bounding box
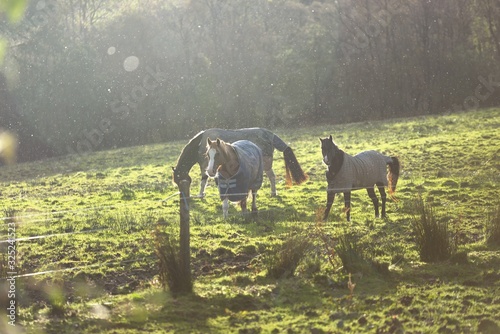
[120,186,136,200]
[154,220,192,295]
[266,231,312,279]
[410,196,454,262]
[334,231,375,275]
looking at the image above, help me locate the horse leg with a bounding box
[199,163,209,197]
[222,198,229,219]
[251,190,258,218]
[367,187,380,218]
[263,156,277,197]
[377,183,387,218]
[246,190,258,220]
[265,169,277,197]
[344,191,351,222]
[199,175,208,197]
[240,197,248,214]
[323,190,335,221]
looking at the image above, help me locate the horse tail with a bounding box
[272,135,308,187]
[387,156,400,196]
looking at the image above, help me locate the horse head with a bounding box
[320,135,338,166]
[172,166,191,186]
[206,138,225,177]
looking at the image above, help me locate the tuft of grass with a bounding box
[334,230,374,275]
[2,208,17,221]
[120,185,136,200]
[46,282,67,317]
[153,220,192,295]
[485,203,500,246]
[104,210,157,233]
[410,196,455,262]
[265,230,312,279]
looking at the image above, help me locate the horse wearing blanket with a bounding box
[320,135,400,222]
[172,128,307,197]
[206,138,263,219]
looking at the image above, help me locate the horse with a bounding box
[320,135,400,222]
[205,138,263,219]
[172,128,307,196]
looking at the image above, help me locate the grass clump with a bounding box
[266,231,312,279]
[410,196,455,262]
[154,220,192,295]
[120,185,136,200]
[334,230,377,275]
[485,203,500,246]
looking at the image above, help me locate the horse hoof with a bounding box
[270,192,278,197]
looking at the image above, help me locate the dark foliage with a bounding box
[1,1,500,157]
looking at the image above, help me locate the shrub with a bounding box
[334,231,374,274]
[485,203,500,246]
[120,185,136,200]
[154,220,192,295]
[46,283,67,317]
[266,231,312,279]
[410,196,454,262]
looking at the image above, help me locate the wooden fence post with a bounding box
[178,179,192,293]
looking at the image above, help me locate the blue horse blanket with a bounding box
[216,140,263,202]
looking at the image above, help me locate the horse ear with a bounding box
[216,138,221,146]
[207,138,213,145]
[329,135,333,141]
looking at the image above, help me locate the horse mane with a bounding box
[326,142,345,180]
[387,156,400,197]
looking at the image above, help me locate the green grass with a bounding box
[1,108,499,333]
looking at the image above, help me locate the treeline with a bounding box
[1,0,499,160]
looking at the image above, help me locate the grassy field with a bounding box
[1,108,499,333]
